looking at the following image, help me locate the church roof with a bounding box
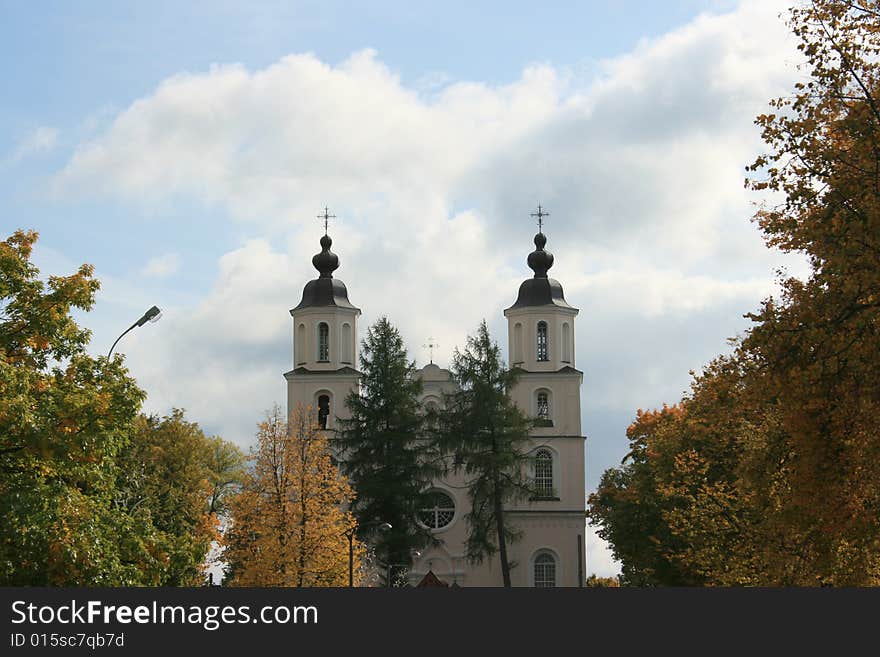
[284,366,361,377]
[505,231,577,312]
[415,362,453,381]
[291,233,361,313]
[416,570,449,587]
[513,364,583,376]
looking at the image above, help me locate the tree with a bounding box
[584,574,621,587]
[336,317,438,585]
[0,229,159,585]
[589,359,775,586]
[742,0,880,584]
[204,434,246,517]
[591,0,880,588]
[435,320,534,587]
[116,409,244,586]
[224,405,360,586]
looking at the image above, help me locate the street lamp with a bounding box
[346,521,391,588]
[108,305,161,358]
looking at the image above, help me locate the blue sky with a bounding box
[2,0,805,576]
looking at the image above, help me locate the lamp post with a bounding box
[108,305,161,358]
[346,521,391,588]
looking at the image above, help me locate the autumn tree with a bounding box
[0,229,160,585]
[336,317,438,585]
[434,321,534,587]
[592,0,880,587]
[741,0,880,584]
[584,575,621,587]
[589,359,779,586]
[225,405,360,586]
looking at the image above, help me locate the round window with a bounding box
[419,491,455,529]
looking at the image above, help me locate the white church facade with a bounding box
[284,217,586,587]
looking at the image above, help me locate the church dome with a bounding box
[292,233,360,312]
[506,231,575,311]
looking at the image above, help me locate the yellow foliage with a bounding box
[224,405,363,586]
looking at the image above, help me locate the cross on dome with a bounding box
[317,206,336,236]
[422,337,439,364]
[531,204,549,233]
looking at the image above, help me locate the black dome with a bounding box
[312,234,339,278]
[507,277,573,310]
[506,231,576,311]
[291,233,360,313]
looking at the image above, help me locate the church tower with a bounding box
[502,210,586,587]
[284,228,360,430]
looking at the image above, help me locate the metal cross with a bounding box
[317,206,336,235]
[531,204,550,233]
[422,337,439,364]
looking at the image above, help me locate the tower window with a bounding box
[536,321,549,361]
[534,448,554,498]
[513,322,523,364]
[318,322,330,362]
[317,394,330,429]
[533,552,556,587]
[341,323,352,364]
[562,322,571,363]
[297,323,306,365]
[537,391,550,420]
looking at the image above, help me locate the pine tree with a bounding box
[224,405,359,586]
[435,320,534,587]
[336,317,438,585]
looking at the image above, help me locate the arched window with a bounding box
[317,322,330,362]
[536,321,549,361]
[533,552,556,587]
[419,491,456,530]
[297,323,306,365]
[513,323,523,364]
[536,391,550,420]
[534,449,554,498]
[317,394,330,429]
[562,322,571,363]
[341,323,352,364]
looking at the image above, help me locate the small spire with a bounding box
[526,205,554,278]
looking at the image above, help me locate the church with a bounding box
[284,209,586,587]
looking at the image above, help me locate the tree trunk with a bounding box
[493,468,511,587]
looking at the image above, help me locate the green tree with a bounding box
[435,320,534,587]
[117,409,244,586]
[204,434,246,516]
[0,229,157,585]
[336,317,438,585]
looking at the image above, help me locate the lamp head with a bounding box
[136,305,162,327]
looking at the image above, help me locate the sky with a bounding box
[2,0,809,577]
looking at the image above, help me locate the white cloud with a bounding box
[140,253,181,278]
[54,0,805,579]
[8,126,58,163]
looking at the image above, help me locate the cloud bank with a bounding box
[55,0,801,576]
